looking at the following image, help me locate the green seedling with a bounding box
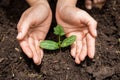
[40,24,76,50]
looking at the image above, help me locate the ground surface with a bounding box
[0,0,120,80]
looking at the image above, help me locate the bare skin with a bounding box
[17,0,52,65]
[56,0,97,64]
[85,0,106,9]
[17,0,99,65]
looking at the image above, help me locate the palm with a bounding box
[56,6,97,64]
[17,4,52,65]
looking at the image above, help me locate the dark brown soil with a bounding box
[0,0,120,80]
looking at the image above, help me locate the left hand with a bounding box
[56,5,97,64]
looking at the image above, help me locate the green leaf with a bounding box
[61,35,76,48]
[54,24,65,36]
[40,40,59,50]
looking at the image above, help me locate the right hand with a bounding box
[17,3,52,65]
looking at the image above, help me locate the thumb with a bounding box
[80,10,97,37]
[87,18,97,37]
[17,19,30,40]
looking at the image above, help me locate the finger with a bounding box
[93,0,98,4]
[85,0,92,9]
[35,40,43,65]
[19,40,33,58]
[75,39,82,64]
[17,21,30,40]
[94,0,105,3]
[79,38,87,61]
[87,17,97,38]
[66,33,77,58]
[17,15,31,40]
[75,53,81,64]
[28,37,40,65]
[71,41,77,58]
[93,0,106,9]
[86,33,95,58]
[67,33,81,64]
[35,40,41,55]
[40,49,44,61]
[78,11,97,37]
[79,11,97,37]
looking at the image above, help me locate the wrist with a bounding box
[26,0,48,6]
[57,0,77,9]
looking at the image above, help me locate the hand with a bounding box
[17,3,52,65]
[56,5,97,64]
[85,0,106,9]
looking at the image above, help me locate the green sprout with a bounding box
[40,24,76,50]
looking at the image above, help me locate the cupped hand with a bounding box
[17,3,52,65]
[56,6,97,64]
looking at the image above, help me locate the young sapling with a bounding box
[40,25,76,50]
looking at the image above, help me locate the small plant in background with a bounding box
[40,25,76,50]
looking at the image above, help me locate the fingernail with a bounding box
[75,57,81,64]
[17,32,22,39]
[34,58,40,65]
[95,30,97,37]
[90,54,94,59]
